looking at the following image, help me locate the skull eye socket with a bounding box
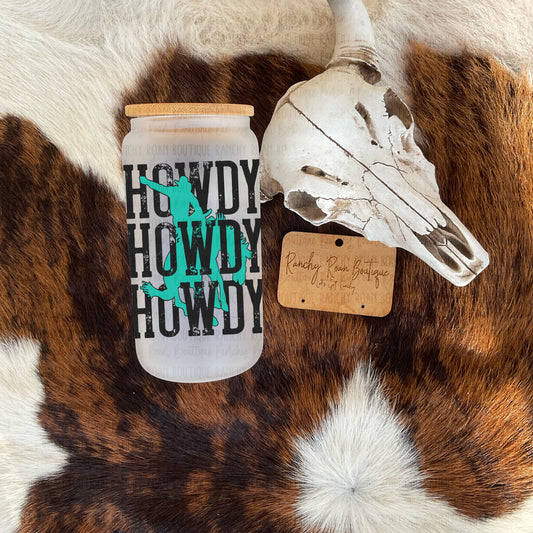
[286,190,326,222]
[383,89,413,129]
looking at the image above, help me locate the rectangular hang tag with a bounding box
[278,232,396,317]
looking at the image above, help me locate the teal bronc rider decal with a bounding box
[124,160,262,339]
[139,174,252,327]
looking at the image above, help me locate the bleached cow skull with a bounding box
[259,0,489,286]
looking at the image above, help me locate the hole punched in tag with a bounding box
[278,232,396,317]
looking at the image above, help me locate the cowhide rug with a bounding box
[2,1,533,532]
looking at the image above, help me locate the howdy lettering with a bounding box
[125,160,262,338]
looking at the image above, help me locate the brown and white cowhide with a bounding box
[1,1,533,532]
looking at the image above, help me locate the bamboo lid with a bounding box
[125,103,254,117]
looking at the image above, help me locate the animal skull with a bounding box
[259,0,489,286]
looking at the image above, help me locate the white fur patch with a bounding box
[1,1,531,199]
[368,0,533,106]
[0,0,333,201]
[0,338,68,533]
[294,364,533,533]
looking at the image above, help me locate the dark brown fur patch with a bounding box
[1,43,532,531]
[370,46,533,517]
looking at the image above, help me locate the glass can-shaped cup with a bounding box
[122,103,262,382]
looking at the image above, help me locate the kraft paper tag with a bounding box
[278,232,396,317]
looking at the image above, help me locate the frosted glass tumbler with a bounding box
[122,103,263,382]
